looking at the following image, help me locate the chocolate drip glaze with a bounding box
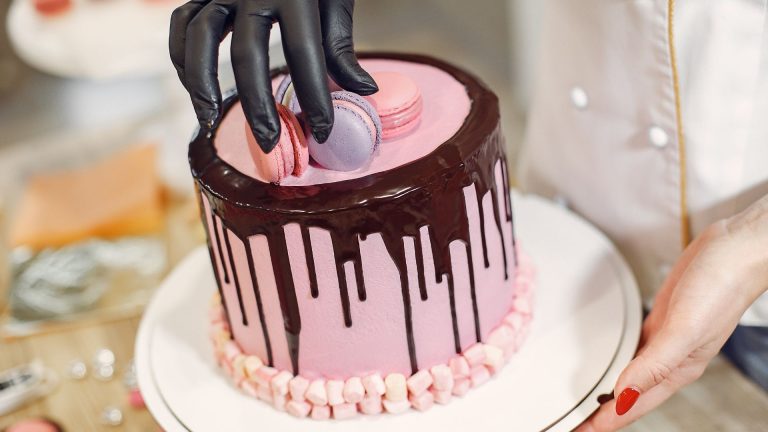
[465,241,482,343]
[211,214,230,284]
[475,183,490,269]
[223,226,247,326]
[265,228,302,374]
[196,189,233,336]
[414,232,428,301]
[353,238,367,301]
[191,53,516,375]
[445,273,462,353]
[300,226,319,299]
[244,238,274,366]
[331,231,353,328]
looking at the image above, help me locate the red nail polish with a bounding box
[615,387,640,415]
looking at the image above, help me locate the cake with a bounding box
[190,53,534,418]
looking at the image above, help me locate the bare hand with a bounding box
[577,196,768,431]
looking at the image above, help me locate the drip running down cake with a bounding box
[190,53,535,418]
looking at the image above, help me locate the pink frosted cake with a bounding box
[190,53,534,418]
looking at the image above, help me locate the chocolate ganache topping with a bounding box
[190,53,517,375]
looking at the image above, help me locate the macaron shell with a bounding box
[331,91,382,150]
[380,95,422,140]
[244,106,296,184]
[308,98,377,172]
[365,71,423,140]
[277,104,309,176]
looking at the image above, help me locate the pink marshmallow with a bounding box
[463,343,486,367]
[289,376,310,402]
[362,374,386,397]
[257,385,273,403]
[384,373,407,402]
[449,357,470,377]
[431,389,452,405]
[271,371,292,396]
[332,403,358,420]
[311,405,331,420]
[231,355,247,382]
[326,380,345,406]
[343,377,365,403]
[452,377,471,397]
[273,393,287,411]
[504,312,524,331]
[430,365,454,392]
[223,341,242,361]
[286,400,311,418]
[470,366,491,387]
[221,358,234,376]
[514,297,532,315]
[382,398,411,414]
[406,370,433,396]
[253,366,278,388]
[409,391,435,412]
[359,395,383,415]
[209,307,224,323]
[306,379,328,406]
[241,380,258,398]
[486,325,514,349]
[243,356,263,377]
[484,345,505,374]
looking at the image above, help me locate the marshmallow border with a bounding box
[209,252,535,420]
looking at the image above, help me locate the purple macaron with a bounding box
[274,75,382,172]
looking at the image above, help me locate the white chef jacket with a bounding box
[519,0,768,326]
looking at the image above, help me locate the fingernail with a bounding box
[313,126,332,144]
[615,387,640,416]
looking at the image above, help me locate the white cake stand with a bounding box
[136,193,642,431]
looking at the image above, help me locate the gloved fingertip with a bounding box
[312,125,332,144]
[254,128,280,153]
[346,67,379,95]
[358,67,379,96]
[355,76,379,96]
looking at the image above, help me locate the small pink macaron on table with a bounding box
[136,193,642,432]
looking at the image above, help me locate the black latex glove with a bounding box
[169,0,378,152]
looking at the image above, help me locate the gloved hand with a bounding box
[576,195,768,431]
[169,0,378,152]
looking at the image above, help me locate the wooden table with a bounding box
[1,317,158,431]
[0,185,201,431]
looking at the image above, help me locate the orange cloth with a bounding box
[10,144,163,249]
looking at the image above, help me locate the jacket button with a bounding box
[649,126,669,148]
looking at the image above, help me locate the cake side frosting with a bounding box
[189,54,527,416]
[207,251,535,418]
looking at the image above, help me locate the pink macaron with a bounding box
[364,71,423,140]
[244,104,309,184]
